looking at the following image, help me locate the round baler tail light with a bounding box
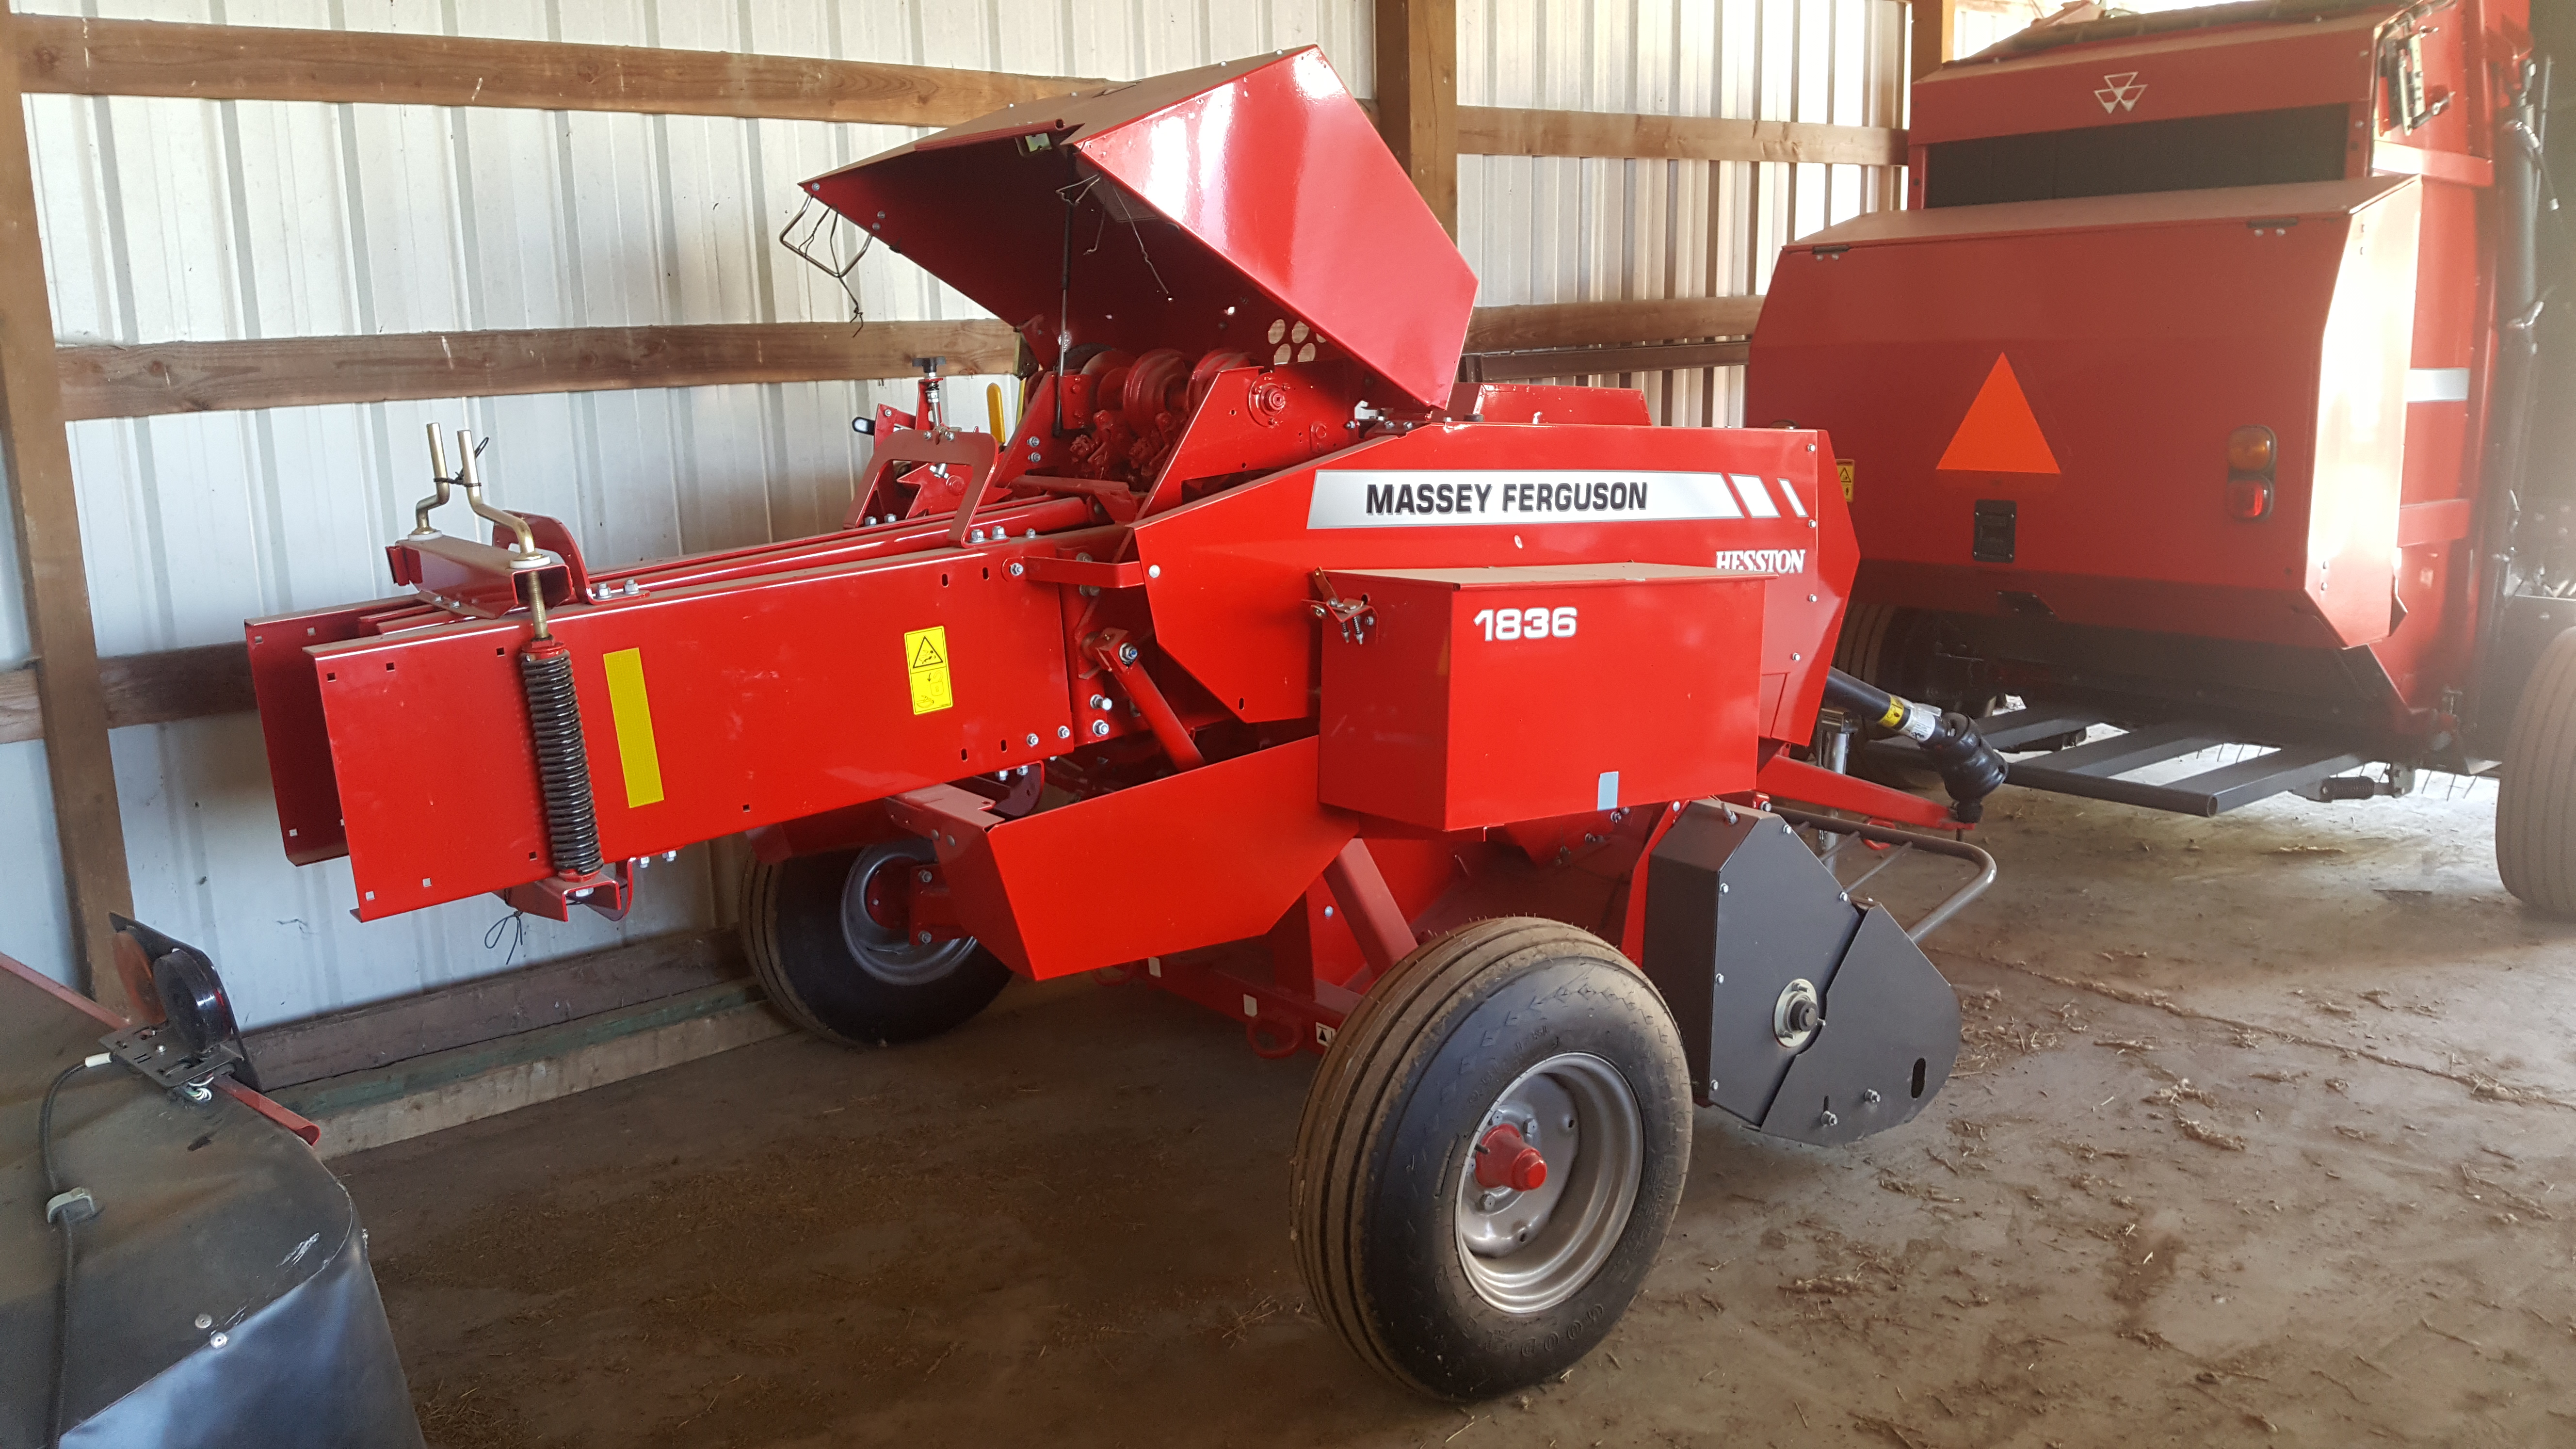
[2225,424,2278,521]
[2226,424,2277,475]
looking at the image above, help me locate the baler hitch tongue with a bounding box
[1822,668,2008,823]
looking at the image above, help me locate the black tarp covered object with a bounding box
[1,955,422,1449]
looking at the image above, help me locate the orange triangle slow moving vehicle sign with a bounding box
[1936,354,2061,474]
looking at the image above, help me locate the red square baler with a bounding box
[244,48,2003,1397]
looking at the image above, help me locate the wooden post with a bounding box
[1909,0,1958,90]
[1374,0,1458,237]
[0,13,136,1014]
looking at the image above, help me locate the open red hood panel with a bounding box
[803,48,1479,410]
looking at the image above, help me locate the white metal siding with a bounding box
[1,0,1886,1026]
[1457,0,1904,426]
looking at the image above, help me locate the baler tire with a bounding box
[743,843,1011,1046]
[2497,627,2576,917]
[1291,918,1691,1401]
[1832,602,1902,687]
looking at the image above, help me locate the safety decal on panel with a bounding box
[1836,459,1856,501]
[905,626,954,715]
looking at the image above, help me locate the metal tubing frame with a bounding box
[1768,803,1996,942]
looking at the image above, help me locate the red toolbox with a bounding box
[1318,563,1766,830]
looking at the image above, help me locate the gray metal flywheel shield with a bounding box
[1641,801,1960,1145]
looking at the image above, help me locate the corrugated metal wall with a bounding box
[1459,0,1906,427]
[0,0,1894,1029]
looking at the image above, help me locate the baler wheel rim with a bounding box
[1291,916,1690,1401]
[838,842,983,987]
[742,846,1010,1046]
[1450,1050,1643,1314]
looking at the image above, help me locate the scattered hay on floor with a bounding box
[2176,1119,2248,1152]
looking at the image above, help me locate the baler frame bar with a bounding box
[1773,805,1997,942]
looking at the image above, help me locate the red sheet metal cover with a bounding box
[1914,7,2391,144]
[802,48,1476,409]
[1747,175,2421,650]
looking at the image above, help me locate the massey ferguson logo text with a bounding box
[1307,468,1809,530]
[1715,548,1807,574]
[2096,72,2145,113]
[1363,479,1653,517]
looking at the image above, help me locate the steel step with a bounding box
[2006,737,2366,817]
[1860,708,2367,818]
[1965,707,2100,752]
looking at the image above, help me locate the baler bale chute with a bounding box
[1749,0,2576,906]
[243,49,2002,1398]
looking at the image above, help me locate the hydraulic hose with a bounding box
[1821,668,2009,823]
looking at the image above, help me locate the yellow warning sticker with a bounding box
[904,626,953,714]
[1836,459,1856,502]
[601,647,665,807]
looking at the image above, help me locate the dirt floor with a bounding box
[344,773,2576,1448]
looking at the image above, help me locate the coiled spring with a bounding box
[521,640,604,875]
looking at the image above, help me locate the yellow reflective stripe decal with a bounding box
[601,647,666,807]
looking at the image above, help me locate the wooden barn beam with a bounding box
[1374,0,1459,235]
[16,15,1102,128]
[0,643,258,747]
[56,319,1023,421]
[1459,109,1904,166]
[55,299,1759,422]
[1463,295,1763,353]
[0,13,134,1012]
[1911,0,1962,88]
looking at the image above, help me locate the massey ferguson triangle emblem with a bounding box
[2095,72,2146,113]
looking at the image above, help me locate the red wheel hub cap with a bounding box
[1473,1123,1548,1192]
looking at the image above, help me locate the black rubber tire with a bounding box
[2497,626,2576,916]
[1292,918,1693,1401]
[1832,601,1904,687]
[742,843,1012,1045]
